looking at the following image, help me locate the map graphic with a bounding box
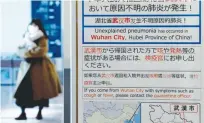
[142,103,200,123]
[84,102,200,123]
[83,101,141,123]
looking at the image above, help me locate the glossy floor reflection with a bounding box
[0,86,64,123]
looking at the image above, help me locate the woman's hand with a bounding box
[24,38,48,58]
[18,43,26,49]
[18,46,24,49]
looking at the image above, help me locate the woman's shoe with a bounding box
[36,113,43,120]
[15,113,27,120]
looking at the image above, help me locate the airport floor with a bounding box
[0,86,64,123]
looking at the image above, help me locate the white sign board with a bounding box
[77,1,203,123]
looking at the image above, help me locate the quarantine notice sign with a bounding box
[76,0,203,123]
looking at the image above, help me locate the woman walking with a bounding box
[14,19,62,120]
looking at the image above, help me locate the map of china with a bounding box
[149,105,193,123]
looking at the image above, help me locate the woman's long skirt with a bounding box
[14,64,49,108]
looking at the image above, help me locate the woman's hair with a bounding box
[30,19,48,39]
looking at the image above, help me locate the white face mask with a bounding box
[28,25,39,34]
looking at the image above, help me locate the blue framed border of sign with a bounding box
[82,1,202,44]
